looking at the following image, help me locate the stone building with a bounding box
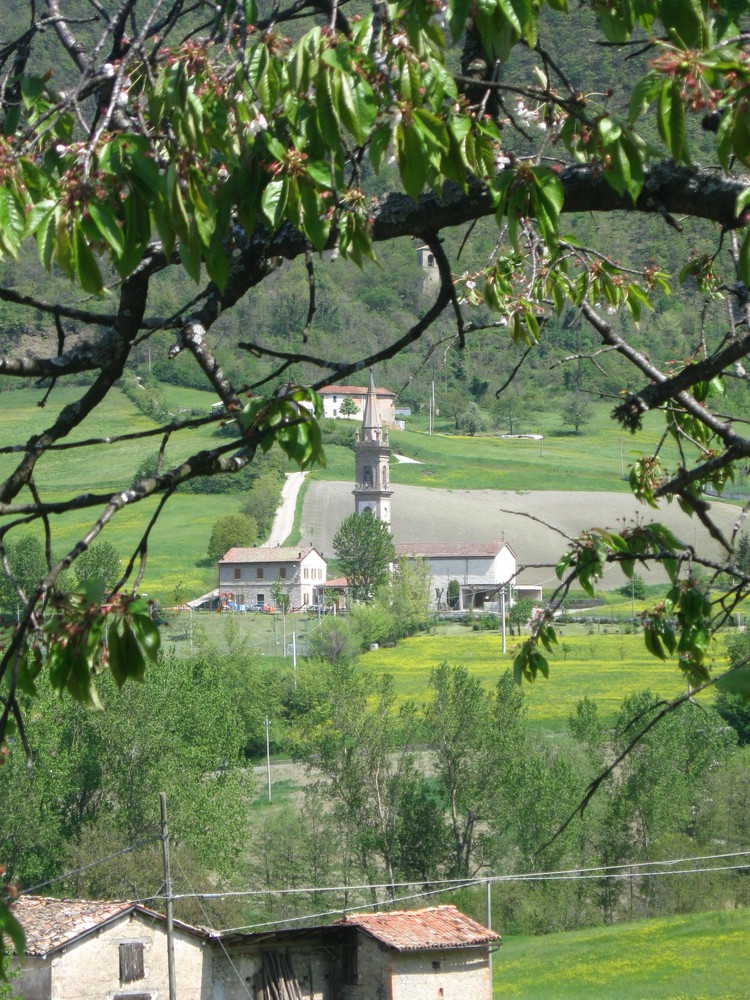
[218,546,326,611]
[215,904,499,1000]
[14,899,498,1000]
[13,896,212,1000]
[353,370,392,528]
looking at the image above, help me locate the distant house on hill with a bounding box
[218,546,326,611]
[318,383,396,424]
[395,540,517,611]
[14,898,498,1000]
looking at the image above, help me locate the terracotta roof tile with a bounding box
[318,385,395,398]
[219,546,319,564]
[333,905,499,951]
[14,897,135,956]
[14,896,212,956]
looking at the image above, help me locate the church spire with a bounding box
[353,370,392,527]
[361,369,381,441]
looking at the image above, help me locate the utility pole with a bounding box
[619,437,624,478]
[292,631,297,689]
[159,793,177,1000]
[486,877,493,986]
[265,716,272,802]
[501,588,506,654]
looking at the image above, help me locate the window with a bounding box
[18,964,51,999]
[257,593,264,606]
[303,593,309,604]
[304,568,309,579]
[119,942,145,984]
[257,567,264,579]
[234,567,241,580]
[280,567,286,579]
[333,395,337,402]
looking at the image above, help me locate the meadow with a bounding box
[493,907,750,999]
[358,627,720,728]
[314,400,686,494]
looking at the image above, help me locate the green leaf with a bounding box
[316,71,341,144]
[629,71,661,123]
[716,664,750,702]
[369,124,392,173]
[132,614,161,663]
[0,899,25,962]
[669,81,686,162]
[396,125,427,202]
[739,230,750,287]
[299,180,329,252]
[261,178,288,230]
[74,223,103,294]
[88,201,125,257]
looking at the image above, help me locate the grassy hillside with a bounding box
[313,399,683,493]
[494,907,750,999]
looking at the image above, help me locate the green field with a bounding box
[0,384,241,601]
[359,628,722,728]
[313,400,686,494]
[494,908,750,999]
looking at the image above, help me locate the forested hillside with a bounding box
[0,1,738,425]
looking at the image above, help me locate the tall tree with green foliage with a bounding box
[207,513,258,563]
[74,542,122,592]
[333,511,395,601]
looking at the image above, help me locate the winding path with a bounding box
[267,471,309,546]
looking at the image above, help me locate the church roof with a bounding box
[394,541,514,559]
[361,369,381,432]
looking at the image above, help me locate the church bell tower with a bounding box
[353,370,392,527]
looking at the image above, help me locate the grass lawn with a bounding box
[312,400,687,495]
[359,628,721,728]
[494,908,750,999]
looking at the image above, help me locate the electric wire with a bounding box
[19,836,162,895]
[217,860,750,934]
[172,852,252,998]
[163,849,750,901]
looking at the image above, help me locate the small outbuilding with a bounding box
[216,904,499,1000]
[12,895,213,1000]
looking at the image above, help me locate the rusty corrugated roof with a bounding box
[14,896,212,956]
[333,905,499,951]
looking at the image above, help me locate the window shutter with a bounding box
[119,942,145,983]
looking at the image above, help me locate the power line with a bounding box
[172,852,252,998]
[215,856,750,935]
[20,836,161,895]
[163,849,750,901]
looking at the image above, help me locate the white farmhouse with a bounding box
[318,382,396,424]
[218,546,326,611]
[394,540,517,611]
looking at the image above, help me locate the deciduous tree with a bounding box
[333,511,395,602]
